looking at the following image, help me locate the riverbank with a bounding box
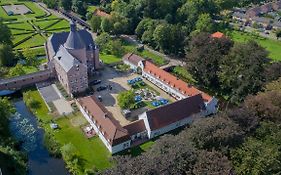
[0,97,27,175]
[11,100,68,175]
[22,89,112,174]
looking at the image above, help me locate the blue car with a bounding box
[160,99,169,105]
[151,101,161,107]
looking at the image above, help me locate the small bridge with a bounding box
[0,70,55,91]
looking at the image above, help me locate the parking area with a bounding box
[38,83,73,115]
[90,67,175,126]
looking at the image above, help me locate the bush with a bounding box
[43,132,61,158]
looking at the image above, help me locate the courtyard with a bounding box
[2,4,31,15]
[90,66,175,126]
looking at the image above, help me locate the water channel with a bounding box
[9,99,68,175]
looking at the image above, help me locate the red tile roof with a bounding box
[211,32,224,38]
[77,96,130,146]
[143,61,213,102]
[123,120,146,136]
[123,53,144,66]
[146,94,205,130]
[93,9,111,18]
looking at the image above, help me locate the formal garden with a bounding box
[0,0,70,78]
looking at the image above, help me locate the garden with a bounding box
[0,0,70,77]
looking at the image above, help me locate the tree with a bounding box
[0,19,12,45]
[108,40,125,57]
[186,32,233,89]
[101,18,113,33]
[117,90,135,109]
[153,23,171,53]
[95,32,111,52]
[193,150,233,175]
[0,44,15,67]
[194,13,214,33]
[8,64,25,77]
[219,41,269,102]
[72,0,87,17]
[231,122,281,175]
[59,0,72,11]
[43,0,58,9]
[184,115,244,151]
[243,91,281,123]
[90,16,102,33]
[23,48,38,67]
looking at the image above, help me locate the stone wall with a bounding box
[0,70,55,90]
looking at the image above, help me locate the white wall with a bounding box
[142,72,186,100]
[78,103,131,154]
[144,114,197,139]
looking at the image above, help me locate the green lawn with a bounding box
[12,33,33,45]
[15,34,46,49]
[172,66,196,84]
[230,30,281,61]
[46,20,70,30]
[23,90,112,171]
[7,22,34,30]
[33,19,59,30]
[100,53,121,64]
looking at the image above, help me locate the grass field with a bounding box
[230,30,281,61]
[100,53,121,64]
[23,90,112,171]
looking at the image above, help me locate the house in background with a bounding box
[122,53,144,71]
[46,21,100,95]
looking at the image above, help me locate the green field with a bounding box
[230,30,281,61]
[100,53,121,64]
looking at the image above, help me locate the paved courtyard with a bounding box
[2,5,32,15]
[91,67,175,126]
[38,83,73,115]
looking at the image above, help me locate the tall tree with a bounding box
[72,0,88,17]
[186,32,233,89]
[0,44,15,67]
[219,41,269,102]
[193,150,233,175]
[0,19,12,45]
[60,0,72,11]
[90,16,102,33]
[101,17,113,33]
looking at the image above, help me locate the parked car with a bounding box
[89,79,101,85]
[96,86,107,92]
